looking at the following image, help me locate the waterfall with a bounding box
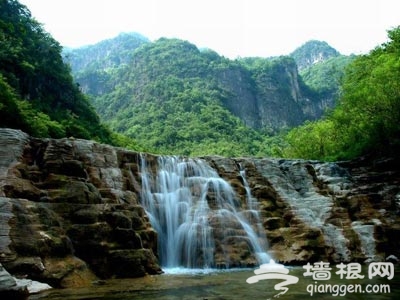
[139,155,270,269]
[239,167,270,263]
[351,221,378,261]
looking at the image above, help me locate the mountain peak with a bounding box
[290,40,341,70]
[64,32,149,73]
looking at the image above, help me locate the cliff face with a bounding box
[0,129,399,288]
[250,60,317,130]
[215,66,261,129]
[214,58,326,131]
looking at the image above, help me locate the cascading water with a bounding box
[139,155,270,269]
[239,166,270,263]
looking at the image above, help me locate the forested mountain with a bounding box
[66,34,348,155]
[0,0,113,143]
[290,40,355,108]
[63,33,149,97]
[2,0,396,160]
[299,55,355,96]
[290,40,341,70]
[284,26,400,160]
[64,33,149,72]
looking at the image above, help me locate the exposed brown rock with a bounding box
[203,155,400,265]
[0,129,162,288]
[1,128,399,290]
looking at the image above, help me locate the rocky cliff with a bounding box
[217,58,317,130]
[0,128,399,289]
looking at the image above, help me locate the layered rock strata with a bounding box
[0,129,162,289]
[204,156,399,264]
[0,128,399,288]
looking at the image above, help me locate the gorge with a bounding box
[0,128,399,293]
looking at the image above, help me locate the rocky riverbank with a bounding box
[0,128,399,293]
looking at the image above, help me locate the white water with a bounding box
[262,160,352,261]
[351,221,377,261]
[239,167,270,263]
[139,155,270,269]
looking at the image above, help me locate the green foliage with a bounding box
[86,36,328,156]
[65,33,355,157]
[16,99,65,137]
[69,37,280,156]
[290,40,340,70]
[9,0,389,162]
[300,55,355,96]
[105,75,270,156]
[0,0,115,144]
[64,33,149,97]
[284,119,340,160]
[284,26,400,160]
[64,32,149,73]
[0,73,24,129]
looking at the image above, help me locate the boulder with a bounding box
[0,263,28,299]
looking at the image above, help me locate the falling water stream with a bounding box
[30,156,400,300]
[139,155,270,270]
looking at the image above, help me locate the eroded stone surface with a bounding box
[203,155,400,265]
[0,129,162,289]
[0,128,399,290]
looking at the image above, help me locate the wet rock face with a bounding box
[0,262,28,299]
[0,129,161,288]
[203,155,400,265]
[1,128,399,288]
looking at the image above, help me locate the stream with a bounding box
[30,265,399,300]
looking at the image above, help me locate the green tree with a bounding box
[0,74,24,129]
[0,0,116,144]
[284,26,400,160]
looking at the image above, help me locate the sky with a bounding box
[19,0,400,59]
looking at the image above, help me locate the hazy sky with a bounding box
[20,0,399,58]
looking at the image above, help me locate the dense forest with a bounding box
[0,0,116,144]
[284,27,400,160]
[65,28,400,160]
[66,35,350,156]
[1,0,398,161]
